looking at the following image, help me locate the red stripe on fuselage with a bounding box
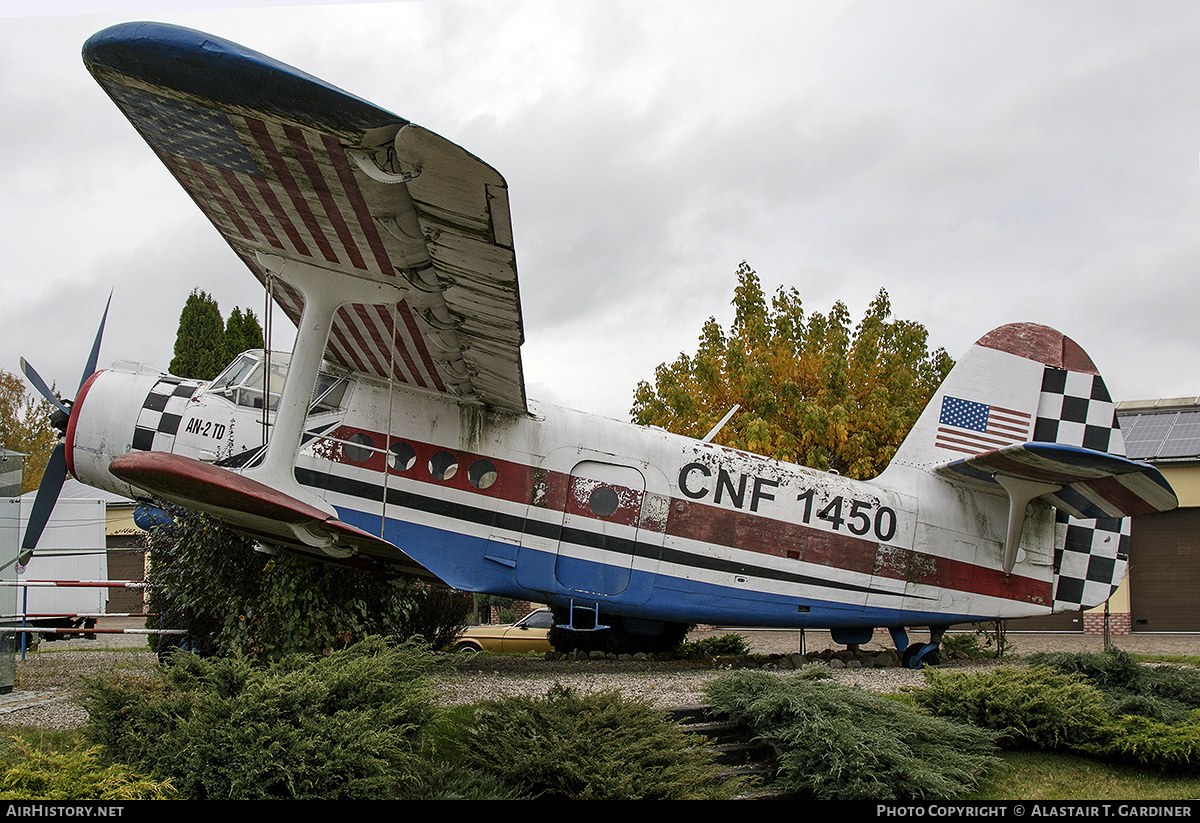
[63,370,103,481]
[309,424,1049,606]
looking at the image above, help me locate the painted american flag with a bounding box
[102,81,450,394]
[935,396,1033,456]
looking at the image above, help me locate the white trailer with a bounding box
[15,495,107,638]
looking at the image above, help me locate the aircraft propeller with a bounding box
[13,293,112,568]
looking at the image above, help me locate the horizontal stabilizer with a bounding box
[109,451,436,580]
[936,442,1178,520]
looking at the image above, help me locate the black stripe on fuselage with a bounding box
[295,466,910,600]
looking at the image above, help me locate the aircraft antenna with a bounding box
[702,405,740,443]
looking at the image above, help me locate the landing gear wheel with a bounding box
[902,642,941,669]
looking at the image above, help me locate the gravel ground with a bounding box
[3,623,1198,729]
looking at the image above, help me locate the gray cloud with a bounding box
[4,1,1200,423]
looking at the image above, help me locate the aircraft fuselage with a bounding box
[68,354,1057,634]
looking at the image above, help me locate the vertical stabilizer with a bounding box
[887,322,1124,471]
[882,322,1142,611]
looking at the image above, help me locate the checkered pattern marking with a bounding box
[1036,369,1133,608]
[1034,368,1125,456]
[1053,512,1130,610]
[132,377,202,453]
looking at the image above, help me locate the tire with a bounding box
[902,643,941,669]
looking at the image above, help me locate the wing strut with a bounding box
[993,475,1060,577]
[250,253,407,509]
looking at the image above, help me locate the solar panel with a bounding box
[1117,410,1200,461]
[1159,410,1200,459]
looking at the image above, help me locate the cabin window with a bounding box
[388,441,416,472]
[429,451,458,481]
[588,486,620,517]
[206,350,347,414]
[468,459,498,490]
[344,432,374,463]
[310,372,348,414]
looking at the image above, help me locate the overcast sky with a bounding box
[3,0,1200,425]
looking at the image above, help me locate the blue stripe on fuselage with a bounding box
[333,504,982,630]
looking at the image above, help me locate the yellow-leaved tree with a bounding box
[0,368,58,493]
[631,262,954,480]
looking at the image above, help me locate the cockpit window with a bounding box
[310,372,348,414]
[208,350,347,414]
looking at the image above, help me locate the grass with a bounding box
[968,750,1200,800]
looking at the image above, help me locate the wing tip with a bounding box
[84,21,407,135]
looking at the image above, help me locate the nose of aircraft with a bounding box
[65,365,176,498]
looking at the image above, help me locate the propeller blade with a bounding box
[6,291,114,571]
[13,443,68,568]
[18,358,69,416]
[80,290,113,392]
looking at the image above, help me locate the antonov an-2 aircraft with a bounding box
[19,22,1179,665]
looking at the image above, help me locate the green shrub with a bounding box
[1029,649,1200,722]
[1087,713,1200,773]
[394,765,531,800]
[912,665,1111,751]
[0,740,176,800]
[914,659,1200,773]
[705,670,999,800]
[676,632,751,658]
[145,506,470,660]
[1027,649,1146,690]
[81,637,441,799]
[941,631,993,659]
[1016,651,1200,772]
[457,684,745,799]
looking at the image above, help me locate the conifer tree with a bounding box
[169,289,226,380]
[222,306,266,366]
[168,290,265,381]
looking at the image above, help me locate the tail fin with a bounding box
[883,322,1175,610]
[888,322,1125,469]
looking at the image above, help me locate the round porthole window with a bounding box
[388,441,416,472]
[429,450,458,481]
[468,459,498,490]
[344,432,374,463]
[588,486,619,517]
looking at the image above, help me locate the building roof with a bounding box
[20,478,135,508]
[1116,398,1200,463]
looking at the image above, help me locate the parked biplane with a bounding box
[18,22,1179,664]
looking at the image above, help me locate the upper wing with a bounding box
[83,22,526,414]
